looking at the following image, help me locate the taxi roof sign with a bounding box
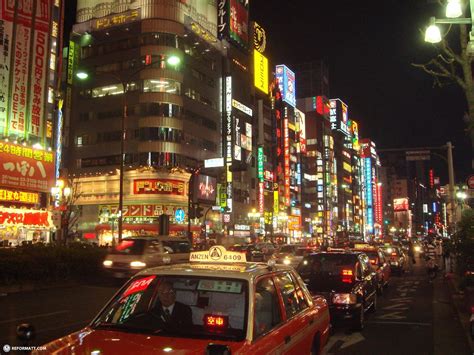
[190,245,247,263]
[354,243,374,250]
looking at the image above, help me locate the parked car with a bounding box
[272,246,318,268]
[297,250,378,330]
[381,245,407,275]
[351,244,390,294]
[102,236,191,278]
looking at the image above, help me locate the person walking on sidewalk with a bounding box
[426,242,438,282]
[435,239,443,269]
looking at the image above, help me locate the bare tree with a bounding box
[59,178,83,244]
[412,19,474,167]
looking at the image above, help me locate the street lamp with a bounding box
[424,0,474,56]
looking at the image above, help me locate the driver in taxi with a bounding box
[154,281,193,328]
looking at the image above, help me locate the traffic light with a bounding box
[195,206,204,219]
[189,205,196,219]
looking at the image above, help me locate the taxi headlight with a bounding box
[332,293,357,304]
[162,256,171,264]
[414,246,421,252]
[283,258,291,265]
[386,247,393,254]
[103,260,113,267]
[130,261,147,268]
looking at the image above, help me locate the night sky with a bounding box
[64,0,472,182]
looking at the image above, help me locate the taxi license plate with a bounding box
[114,272,126,278]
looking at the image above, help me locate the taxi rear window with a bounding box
[92,275,248,341]
[297,254,356,276]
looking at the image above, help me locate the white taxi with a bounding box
[36,246,330,354]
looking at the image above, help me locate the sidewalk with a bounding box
[443,272,474,353]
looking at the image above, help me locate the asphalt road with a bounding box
[0,259,471,354]
[323,258,471,355]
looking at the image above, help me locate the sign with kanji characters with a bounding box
[133,179,186,196]
[99,204,187,221]
[0,188,39,204]
[0,141,55,192]
[0,206,53,227]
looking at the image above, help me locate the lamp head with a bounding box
[425,18,442,44]
[76,71,89,80]
[446,0,463,18]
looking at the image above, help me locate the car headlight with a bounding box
[130,261,147,268]
[103,260,113,267]
[332,293,357,304]
[391,261,399,266]
[283,258,291,265]
[414,246,421,252]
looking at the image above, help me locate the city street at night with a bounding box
[0,0,473,354]
[0,261,471,354]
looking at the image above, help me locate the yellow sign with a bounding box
[190,246,247,263]
[254,50,269,94]
[0,189,39,204]
[273,190,279,214]
[93,9,140,30]
[343,162,352,173]
[254,22,266,53]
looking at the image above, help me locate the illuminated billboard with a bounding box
[1,0,55,138]
[217,0,249,48]
[254,50,269,94]
[394,198,409,211]
[0,141,55,192]
[295,108,306,154]
[275,65,296,107]
[329,99,350,136]
[196,175,217,203]
[253,22,266,53]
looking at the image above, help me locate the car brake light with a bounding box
[391,252,397,256]
[370,259,377,265]
[341,269,353,283]
[204,314,228,329]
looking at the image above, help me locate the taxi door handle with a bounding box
[285,335,291,344]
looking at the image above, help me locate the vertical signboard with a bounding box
[257,145,264,214]
[364,158,373,233]
[2,0,52,138]
[0,9,12,135]
[217,0,249,48]
[295,108,306,154]
[283,117,290,206]
[275,65,296,107]
[253,50,268,94]
[225,76,233,212]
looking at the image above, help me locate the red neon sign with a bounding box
[204,314,228,328]
[283,118,290,206]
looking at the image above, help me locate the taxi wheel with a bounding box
[310,333,321,355]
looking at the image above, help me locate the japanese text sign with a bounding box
[133,179,185,196]
[0,142,55,192]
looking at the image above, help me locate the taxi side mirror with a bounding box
[206,343,231,355]
[17,323,35,342]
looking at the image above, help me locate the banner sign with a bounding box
[0,141,55,192]
[0,188,39,204]
[0,206,53,227]
[99,204,187,219]
[0,12,12,135]
[133,179,186,196]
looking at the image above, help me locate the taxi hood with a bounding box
[40,327,242,354]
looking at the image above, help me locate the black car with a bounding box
[228,244,265,262]
[297,251,378,330]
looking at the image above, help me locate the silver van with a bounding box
[102,236,191,278]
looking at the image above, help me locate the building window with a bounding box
[143,79,181,94]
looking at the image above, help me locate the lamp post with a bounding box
[75,55,181,243]
[424,0,474,55]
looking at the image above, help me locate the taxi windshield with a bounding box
[92,275,248,341]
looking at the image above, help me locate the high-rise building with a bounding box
[0,1,64,246]
[67,1,255,245]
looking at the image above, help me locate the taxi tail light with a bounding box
[370,259,377,265]
[341,269,353,283]
[203,314,229,329]
[391,252,397,256]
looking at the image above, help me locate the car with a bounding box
[381,245,406,275]
[35,246,330,354]
[228,244,265,262]
[297,251,378,330]
[255,242,278,259]
[351,244,390,294]
[272,246,318,268]
[102,236,191,278]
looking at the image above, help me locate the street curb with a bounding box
[0,281,78,295]
[444,273,474,353]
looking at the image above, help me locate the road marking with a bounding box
[0,310,69,325]
[375,311,406,320]
[323,332,365,354]
[367,320,431,326]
